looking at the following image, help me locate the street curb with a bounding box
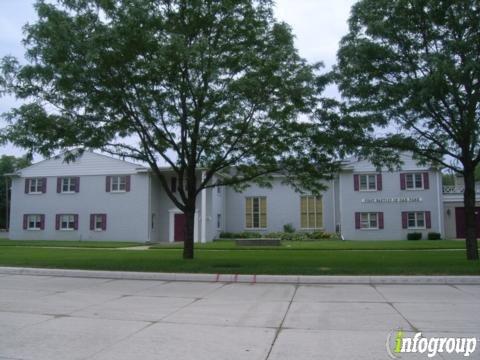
[0,267,479,285]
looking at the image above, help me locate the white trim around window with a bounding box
[359,174,377,191]
[407,211,426,229]
[27,215,42,230]
[300,195,323,229]
[405,173,424,190]
[360,212,379,230]
[245,196,267,229]
[60,214,76,231]
[110,175,127,192]
[61,177,76,193]
[29,178,43,194]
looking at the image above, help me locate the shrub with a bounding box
[280,232,308,241]
[262,232,284,239]
[407,232,422,240]
[427,232,442,240]
[219,232,232,239]
[219,231,262,239]
[307,231,333,240]
[283,223,296,233]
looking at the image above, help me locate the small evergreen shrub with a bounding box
[427,232,442,240]
[283,223,296,233]
[407,232,422,240]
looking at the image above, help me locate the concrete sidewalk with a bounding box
[0,266,479,284]
[0,273,479,360]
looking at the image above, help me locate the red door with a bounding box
[455,207,480,238]
[174,213,186,242]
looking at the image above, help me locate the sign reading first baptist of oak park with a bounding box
[361,197,423,204]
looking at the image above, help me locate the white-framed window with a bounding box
[94,214,105,231]
[359,174,377,191]
[29,178,43,194]
[27,215,42,230]
[360,212,378,229]
[407,212,425,229]
[62,177,76,193]
[245,197,267,229]
[300,195,323,229]
[405,173,424,190]
[217,213,222,229]
[111,175,127,192]
[60,215,76,230]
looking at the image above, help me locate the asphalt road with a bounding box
[0,274,479,360]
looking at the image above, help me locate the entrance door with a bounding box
[174,213,186,242]
[455,207,480,238]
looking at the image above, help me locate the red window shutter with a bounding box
[377,174,382,191]
[423,172,429,189]
[400,173,406,190]
[102,214,107,231]
[40,215,45,230]
[353,174,359,191]
[73,214,79,230]
[57,177,62,193]
[378,212,384,229]
[55,215,60,230]
[106,176,111,192]
[23,214,28,230]
[125,175,131,192]
[402,212,408,229]
[41,178,47,193]
[90,214,95,230]
[25,179,29,194]
[75,177,80,192]
[171,177,177,193]
[425,211,432,229]
[355,212,361,229]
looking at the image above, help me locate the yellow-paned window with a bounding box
[300,195,323,229]
[245,197,267,229]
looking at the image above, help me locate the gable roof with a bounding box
[14,151,148,177]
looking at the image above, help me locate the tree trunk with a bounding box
[463,168,479,260]
[183,206,196,259]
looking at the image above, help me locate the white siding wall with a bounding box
[224,178,336,234]
[9,173,150,242]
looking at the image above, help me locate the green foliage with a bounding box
[427,232,442,241]
[442,173,456,186]
[336,0,480,259]
[283,223,295,233]
[219,231,263,239]
[0,155,31,229]
[0,0,341,258]
[407,233,422,241]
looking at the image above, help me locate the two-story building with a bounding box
[7,151,448,242]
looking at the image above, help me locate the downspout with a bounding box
[201,171,207,243]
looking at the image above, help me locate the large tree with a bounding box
[0,0,338,258]
[336,0,480,260]
[0,155,31,229]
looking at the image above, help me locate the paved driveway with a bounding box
[0,274,479,360]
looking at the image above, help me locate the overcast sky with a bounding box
[0,0,357,158]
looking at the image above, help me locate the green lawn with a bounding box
[0,240,140,248]
[150,239,471,251]
[0,246,478,275]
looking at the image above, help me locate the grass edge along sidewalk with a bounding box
[0,245,478,275]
